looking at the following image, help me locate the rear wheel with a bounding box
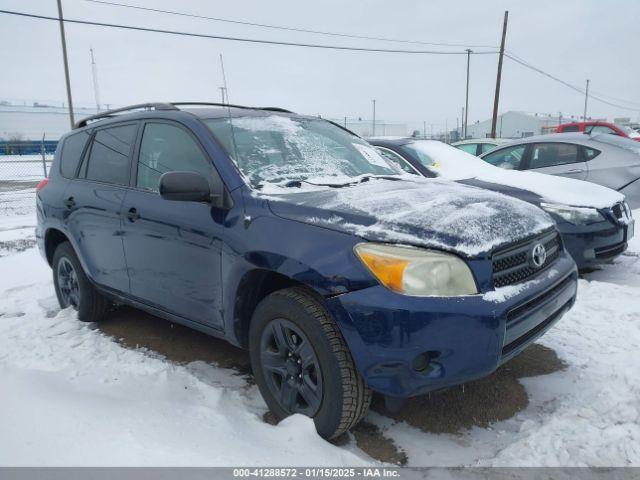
[249,287,371,439]
[52,242,110,322]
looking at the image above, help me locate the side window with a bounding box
[529,143,579,169]
[376,147,418,175]
[560,125,580,133]
[456,143,478,155]
[85,124,137,185]
[583,147,601,161]
[136,123,213,191]
[482,145,525,169]
[480,143,498,154]
[586,125,618,136]
[59,131,90,178]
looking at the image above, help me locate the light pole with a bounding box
[464,49,472,139]
[583,79,590,120]
[372,99,376,136]
[57,0,74,127]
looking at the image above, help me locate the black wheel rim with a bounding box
[57,257,80,309]
[260,318,323,417]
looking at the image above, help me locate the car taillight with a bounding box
[36,178,49,193]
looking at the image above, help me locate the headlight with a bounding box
[540,203,604,225]
[354,243,477,296]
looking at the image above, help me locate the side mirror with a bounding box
[159,171,214,203]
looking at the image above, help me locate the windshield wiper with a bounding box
[277,175,403,189]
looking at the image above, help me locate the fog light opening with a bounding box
[412,351,437,372]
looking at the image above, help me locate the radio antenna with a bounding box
[219,54,240,167]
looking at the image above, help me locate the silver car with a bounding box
[479,133,640,207]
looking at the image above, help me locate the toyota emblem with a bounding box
[531,243,547,268]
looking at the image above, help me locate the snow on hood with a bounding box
[407,141,625,209]
[265,177,554,257]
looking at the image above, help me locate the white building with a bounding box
[465,110,574,139]
[0,104,98,141]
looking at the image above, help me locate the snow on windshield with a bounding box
[205,115,399,190]
[271,176,554,256]
[406,140,624,209]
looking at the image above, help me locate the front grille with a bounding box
[611,201,631,224]
[502,301,571,357]
[492,229,561,288]
[506,275,574,323]
[595,241,626,259]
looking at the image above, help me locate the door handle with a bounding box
[566,168,584,174]
[63,197,75,209]
[126,207,140,222]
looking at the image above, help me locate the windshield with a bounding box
[204,115,400,190]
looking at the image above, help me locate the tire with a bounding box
[249,287,371,439]
[52,241,110,322]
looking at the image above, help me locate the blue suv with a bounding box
[36,103,578,439]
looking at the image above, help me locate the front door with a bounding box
[121,121,225,328]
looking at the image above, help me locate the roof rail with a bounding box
[171,102,294,114]
[73,103,178,129]
[73,102,296,129]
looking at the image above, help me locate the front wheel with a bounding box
[249,287,371,439]
[52,241,110,322]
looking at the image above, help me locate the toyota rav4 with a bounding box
[36,103,578,439]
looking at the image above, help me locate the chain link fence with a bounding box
[0,141,54,215]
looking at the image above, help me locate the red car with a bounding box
[556,121,640,141]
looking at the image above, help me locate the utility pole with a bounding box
[461,107,465,138]
[464,49,472,140]
[219,54,230,104]
[57,0,74,127]
[423,121,426,138]
[218,86,227,103]
[90,48,100,111]
[372,99,376,136]
[583,79,590,120]
[490,10,509,139]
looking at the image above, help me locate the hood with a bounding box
[265,177,554,257]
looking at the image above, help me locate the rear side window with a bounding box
[59,131,90,178]
[85,124,137,185]
[376,147,418,175]
[136,123,214,191]
[480,143,497,154]
[456,143,478,155]
[560,125,579,132]
[584,147,601,160]
[586,125,618,135]
[529,143,579,169]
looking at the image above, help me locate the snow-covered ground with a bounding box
[0,204,638,466]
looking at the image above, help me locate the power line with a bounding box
[504,52,640,112]
[83,0,499,49]
[0,9,499,55]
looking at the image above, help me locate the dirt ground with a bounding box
[99,306,566,465]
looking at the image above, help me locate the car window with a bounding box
[59,131,91,178]
[136,123,214,192]
[586,125,618,135]
[480,143,498,154]
[560,125,579,132]
[456,143,478,155]
[529,143,580,169]
[376,147,418,175]
[482,145,525,169]
[583,147,601,160]
[85,124,137,185]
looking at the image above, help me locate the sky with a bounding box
[1,0,639,133]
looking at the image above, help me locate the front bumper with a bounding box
[559,219,633,269]
[325,252,577,398]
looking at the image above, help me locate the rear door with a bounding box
[120,120,225,328]
[64,122,138,293]
[524,142,588,180]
